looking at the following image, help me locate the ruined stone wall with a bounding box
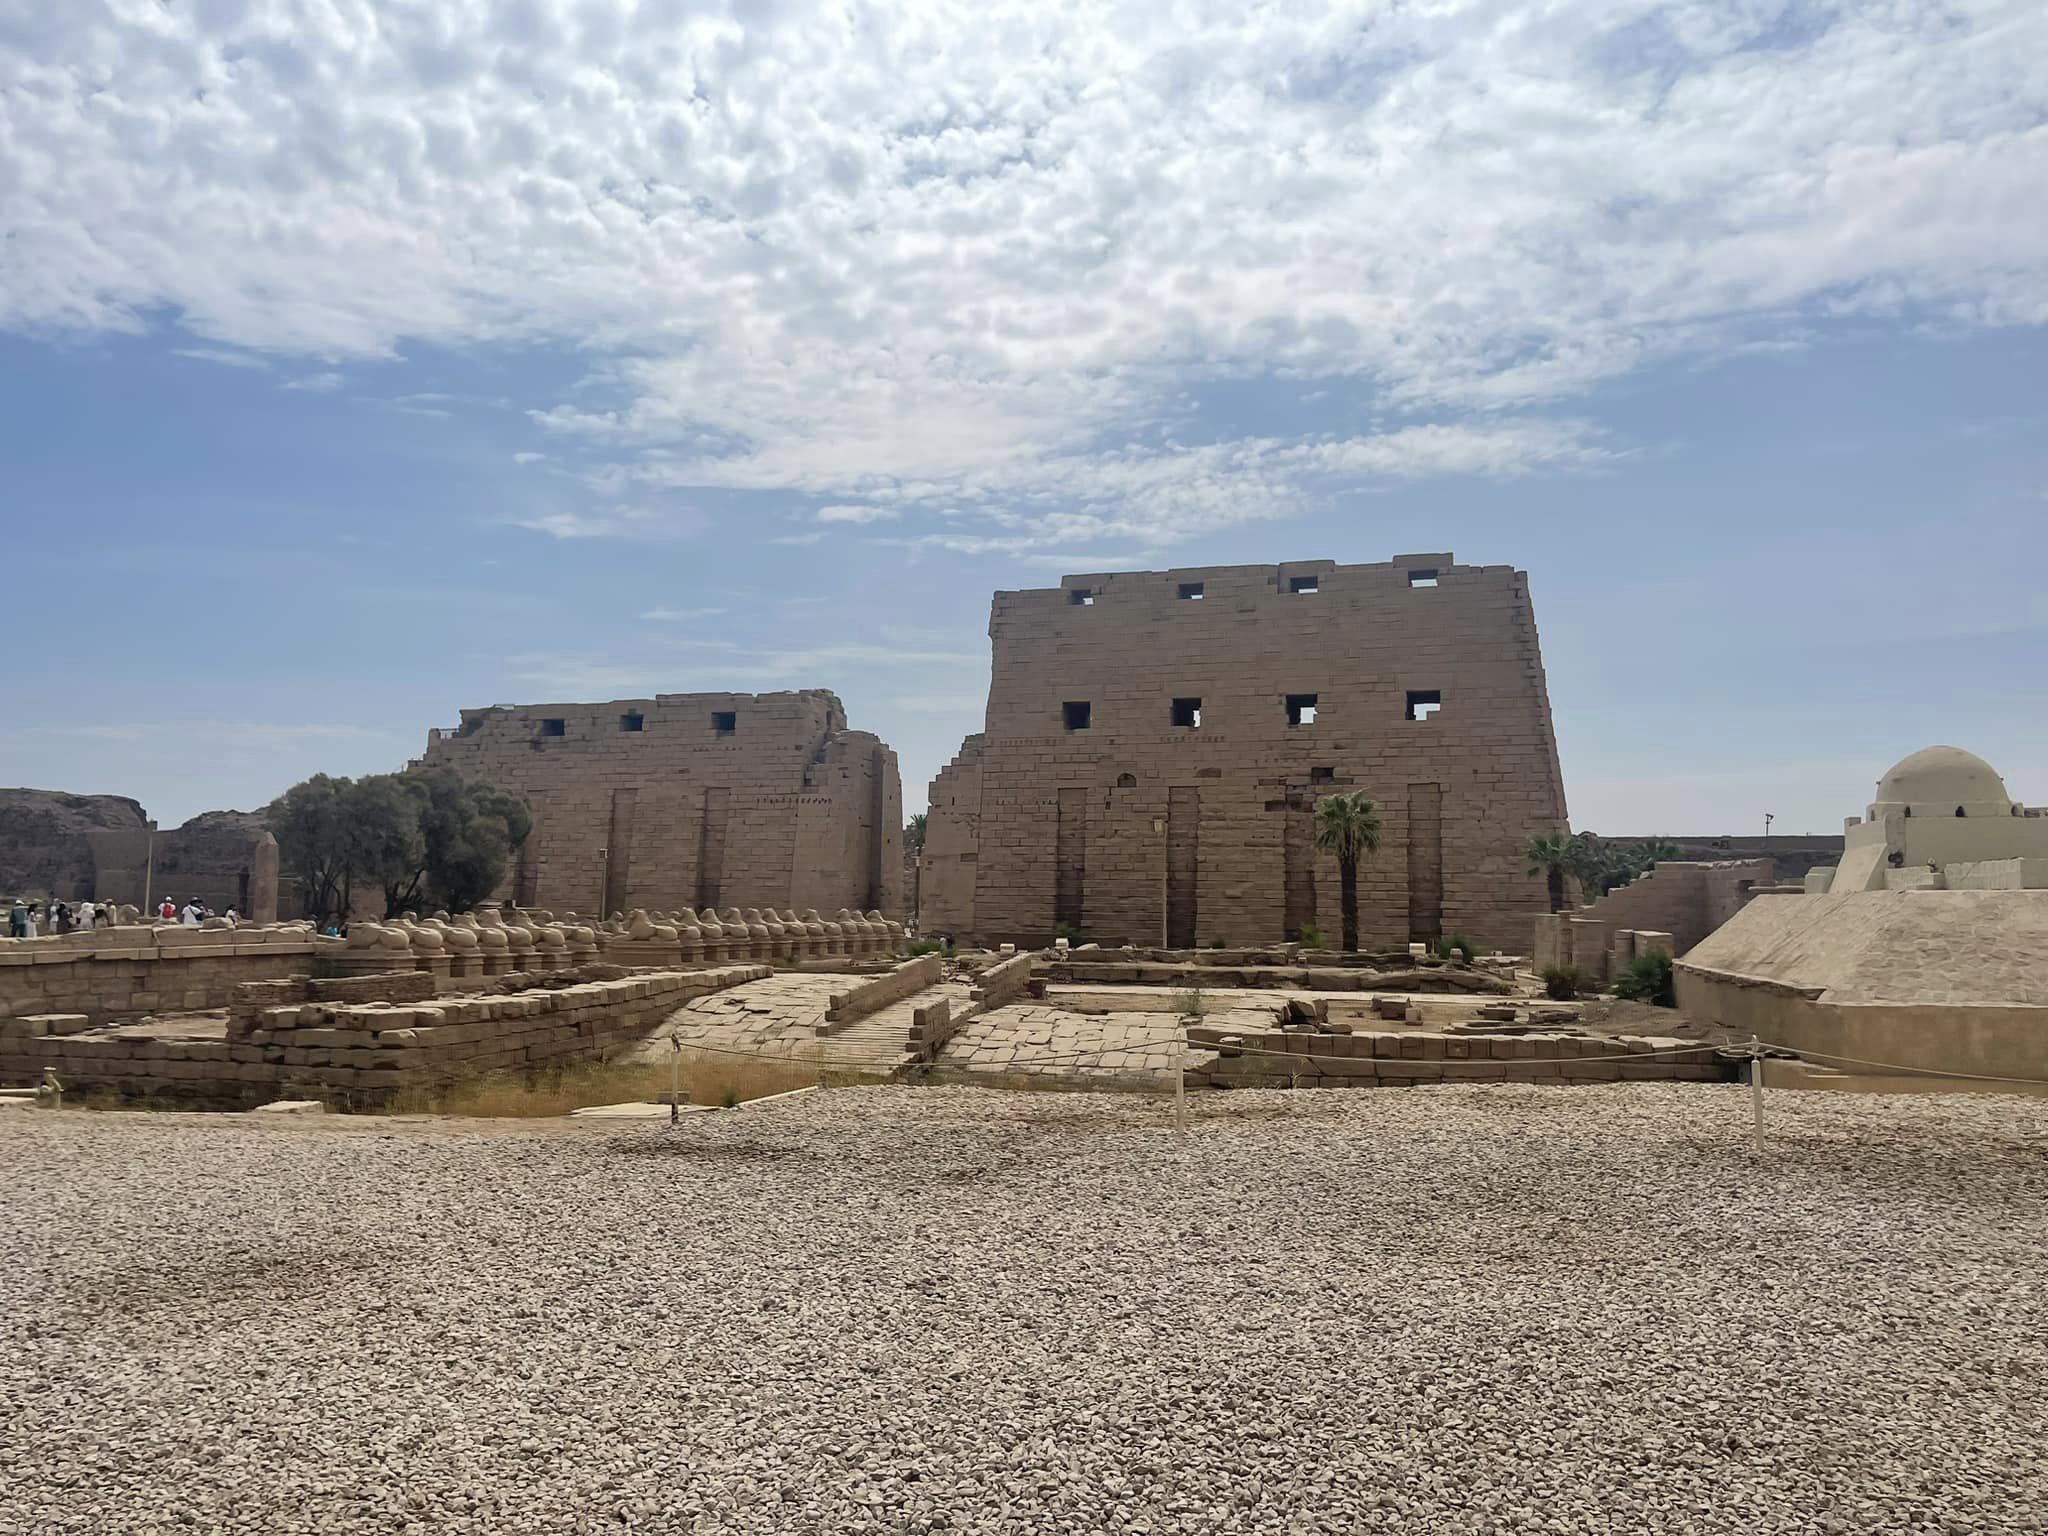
[419,690,905,917]
[3,965,765,1108]
[922,555,1568,953]
[1530,859,1775,975]
[0,926,331,1024]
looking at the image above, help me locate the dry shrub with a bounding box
[387,1048,828,1118]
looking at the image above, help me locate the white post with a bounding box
[1175,1031,1188,1138]
[1749,1036,1766,1156]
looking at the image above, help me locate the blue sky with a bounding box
[2,0,2044,834]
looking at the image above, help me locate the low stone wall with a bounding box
[0,926,332,1024]
[906,1000,958,1062]
[1186,1028,1727,1088]
[3,965,768,1109]
[824,954,941,1027]
[969,951,1038,1011]
[1042,959,1510,994]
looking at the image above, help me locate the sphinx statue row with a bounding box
[603,906,904,966]
[326,904,905,985]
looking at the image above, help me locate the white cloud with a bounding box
[642,606,728,622]
[499,505,705,541]
[283,371,343,392]
[817,504,898,524]
[512,452,548,465]
[172,348,268,371]
[7,1,2045,546]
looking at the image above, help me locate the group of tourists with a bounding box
[4,895,242,938]
[6,896,114,938]
[155,898,238,927]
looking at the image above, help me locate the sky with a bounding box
[1,0,2043,836]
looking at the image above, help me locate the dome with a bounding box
[1870,746,2014,818]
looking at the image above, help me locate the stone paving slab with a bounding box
[933,1004,1225,1088]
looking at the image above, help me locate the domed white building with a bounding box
[1816,745,2045,893]
[1679,746,2048,1087]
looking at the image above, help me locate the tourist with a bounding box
[158,897,175,922]
[5,897,25,939]
[223,907,239,926]
[54,901,73,934]
[179,900,202,926]
[76,899,97,930]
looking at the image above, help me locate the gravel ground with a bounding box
[4,1084,2046,1535]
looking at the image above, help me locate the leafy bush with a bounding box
[1434,933,1481,963]
[1298,923,1327,949]
[1612,951,1677,1007]
[1540,965,1582,1001]
[1052,922,1085,945]
[906,939,954,959]
[1209,937,1227,949]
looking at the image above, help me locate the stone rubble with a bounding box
[4,1083,2045,1535]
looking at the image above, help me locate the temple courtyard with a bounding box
[4,1083,2043,1534]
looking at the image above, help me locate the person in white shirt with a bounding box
[75,900,96,930]
[223,908,239,927]
[180,902,202,926]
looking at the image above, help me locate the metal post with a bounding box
[597,846,610,921]
[142,820,157,918]
[1749,1036,1766,1156]
[669,1034,682,1125]
[1175,1031,1188,1138]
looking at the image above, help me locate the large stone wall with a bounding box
[922,555,1568,952]
[419,690,906,917]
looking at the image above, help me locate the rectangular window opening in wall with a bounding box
[712,710,737,736]
[1069,588,1095,606]
[539,718,566,737]
[1286,693,1318,726]
[619,712,644,732]
[1408,569,1439,587]
[1289,574,1319,594]
[1063,700,1092,731]
[1171,697,1202,729]
[1311,766,1335,782]
[1178,581,1204,600]
[1406,690,1442,721]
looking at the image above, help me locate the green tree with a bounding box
[1525,831,1575,912]
[382,768,533,915]
[1633,837,1682,869]
[904,812,928,857]
[268,774,417,929]
[269,769,530,925]
[1313,792,1382,952]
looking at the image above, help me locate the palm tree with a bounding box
[1314,792,1382,951]
[904,812,927,857]
[1525,831,1575,912]
[1634,837,1682,869]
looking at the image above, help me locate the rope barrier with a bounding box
[1755,1045,2048,1089]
